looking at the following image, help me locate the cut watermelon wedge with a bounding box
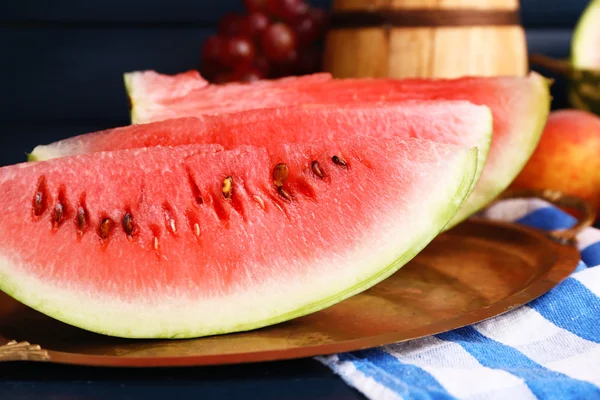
[29,101,493,221]
[121,70,550,226]
[1,137,477,338]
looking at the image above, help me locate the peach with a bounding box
[511,109,600,212]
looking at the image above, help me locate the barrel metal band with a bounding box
[330,9,521,29]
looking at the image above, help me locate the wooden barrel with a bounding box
[322,0,528,79]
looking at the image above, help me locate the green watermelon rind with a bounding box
[124,72,163,126]
[124,72,141,125]
[0,149,478,339]
[444,108,492,228]
[446,73,551,228]
[449,106,492,222]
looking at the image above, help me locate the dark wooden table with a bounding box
[0,358,365,399]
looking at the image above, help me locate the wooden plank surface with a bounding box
[1,0,330,24]
[526,29,573,58]
[1,27,212,122]
[1,25,574,124]
[521,0,589,27]
[1,0,588,27]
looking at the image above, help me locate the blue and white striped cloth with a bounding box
[317,198,600,399]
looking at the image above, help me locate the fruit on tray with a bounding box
[29,101,492,205]
[29,102,492,226]
[512,109,600,212]
[0,136,477,338]
[120,70,550,226]
[200,0,329,83]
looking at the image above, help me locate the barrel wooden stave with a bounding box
[324,0,528,78]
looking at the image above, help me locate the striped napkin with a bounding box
[317,198,600,399]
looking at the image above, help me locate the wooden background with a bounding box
[0,0,591,166]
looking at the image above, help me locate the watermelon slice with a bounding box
[122,70,550,225]
[571,0,600,70]
[29,102,493,220]
[124,70,334,123]
[0,136,477,338]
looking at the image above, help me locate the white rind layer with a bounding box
[124,71,208,125]
[446,73,550,228]
[29,142,84,162]
[124,72,163,126]
[0,149,477,339]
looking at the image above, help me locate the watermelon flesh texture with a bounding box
[572,0,600,69]
[122,70,550,226]
[124,70,333,123]
[1,137,477,339]
[29,101,493,220]
[124,70,209,107]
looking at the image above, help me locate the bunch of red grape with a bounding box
[201,0,330,83]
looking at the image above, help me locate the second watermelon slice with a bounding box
[30,101,493,226]
[32,70,550,226]
[122,70,551,226]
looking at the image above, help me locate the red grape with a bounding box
[253,54,271,76]
[262,22,297,62]
[271,49,299,77]
[310,7,329,34]
[243,0,267,12]
[293,16,318,47]
[223,36,255,68]
[283,48,299,64]
[265,0,280,16]
[210,4,329,82]
[235,66,264,82]
[213,72,235,84]
[247,11,270,39]
[200,59,221,81]
[294,8,330,47]
[218,13,249,36]
[201,35,225,63]
[267,0,309,22]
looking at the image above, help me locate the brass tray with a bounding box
[0,215,581,368]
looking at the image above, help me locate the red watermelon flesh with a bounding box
[125,70,209,109]
[30,102,492,225]
[124,70,333,122]
[1,136,477,338]
[122,70,550,225]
